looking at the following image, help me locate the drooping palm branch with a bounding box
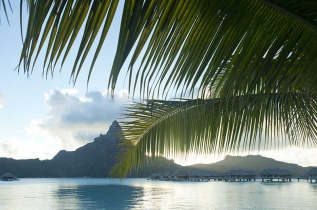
[14,0,317,177]
[19,0,317,95]
[110,92,317,177]
[0,0,12,24]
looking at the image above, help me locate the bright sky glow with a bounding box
[0,1,316,167]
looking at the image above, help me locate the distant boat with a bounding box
[1,172,19,181]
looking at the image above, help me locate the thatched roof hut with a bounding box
[171,172,179,177]
[261,168,292,182]
[175,172,188,178]
[1,172,17,181]
[306,168,317,182]
[162,171,171,177]
[224,169,256,176]
[171,172,188,181]
[160,172,172,180]
[187,170,207,181]
[209,171,221,177]
[191,170,221,178]
[187,170,199,178]
[204,171,222,180]
[307,168,317,177]
[223,169,256,181]
[261,168,292,177]
[197,170,222,181]
[149,173,161,180]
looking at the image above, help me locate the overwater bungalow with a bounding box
[170,172,179,180]
[307,168,317,183]
[171,170,222,182]
[148,173,161,180]
[160,172,172,181]
[195,170,222,181]
[185,171,210,182]
[261,168,292,182]
[197,171,213,182]
[185,171,207,182]
[1,172,18,181]
[172,172,189,181]
[223,169,256,182]
[208,171,223,181]
[188,171,201,182]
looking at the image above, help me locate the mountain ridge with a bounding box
[0,121,314,177]
[189,154,310,176]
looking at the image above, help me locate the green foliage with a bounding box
[18,0,119,81]
[110,93,317,177]
[111,0,317,98]
[0,0,12,24]
[11,0,317,177]
[18,0,317,98]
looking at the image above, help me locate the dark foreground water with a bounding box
[0,178,316,209]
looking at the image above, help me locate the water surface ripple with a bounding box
[0,178,316,209]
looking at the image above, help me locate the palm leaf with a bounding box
[110,92,317,177]
[18,0,317,98]
[109,0,317,98]
[18,0,119,77]
[16,1,317,178]
[0,0,12,24]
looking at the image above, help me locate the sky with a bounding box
[0,1,316,167]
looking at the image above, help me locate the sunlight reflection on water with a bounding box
[0,178,316,210]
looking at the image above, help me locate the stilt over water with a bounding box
[260,168,292,182]
[1,172,18,181]
[148,168,317,183]
[148,170,223,182]
[306,168,317,183]
[223,169,256,182]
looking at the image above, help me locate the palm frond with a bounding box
[0,0,12,24]
[110,0,317,98]
[18,0,317,98]
[110,92,317,177]
[16,1,317,178]
[18,0,119,79]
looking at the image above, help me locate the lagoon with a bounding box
[0,178,316,209]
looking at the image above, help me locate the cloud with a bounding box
[27,88,129,155]
[0,139,18,157]
[0,93,4,109]
[3,87,317,167]
[60,91,122,124]
[174,146,317,167]
[259,147,317,167]
[0,135,62,160]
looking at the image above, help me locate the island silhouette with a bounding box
[0,121,314,178]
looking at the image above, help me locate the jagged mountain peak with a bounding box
[224,155,263,159]
[0,121,314,177]
[109,120,121,131]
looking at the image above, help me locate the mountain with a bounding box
[0,121,314,177]
[49,121,122,177]
[189,155,312,176]
[0,121,181,178]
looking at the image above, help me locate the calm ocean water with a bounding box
[0,178,316,210]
